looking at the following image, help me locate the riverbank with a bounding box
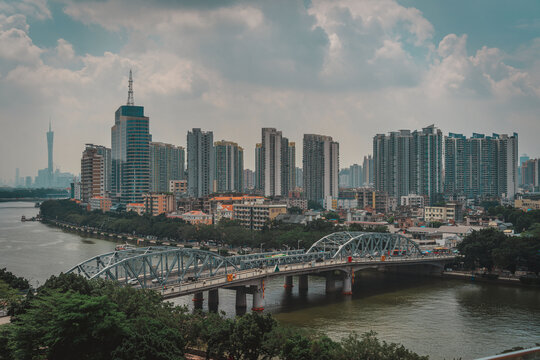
[442,270,540,288]
[43,219,231,254]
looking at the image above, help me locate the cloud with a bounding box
[0,0,539,181]
[0,0,51,20]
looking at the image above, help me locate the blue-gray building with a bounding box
[111,72,151,204]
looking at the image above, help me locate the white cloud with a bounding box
[0,0,539,180]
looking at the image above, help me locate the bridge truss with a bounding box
[307,232,422,258]
[67,232,424,288]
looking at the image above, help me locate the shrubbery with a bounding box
[0,273,428,360]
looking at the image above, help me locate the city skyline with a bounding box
[1,0,540,181]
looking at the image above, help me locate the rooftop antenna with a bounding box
[127,69,134,106]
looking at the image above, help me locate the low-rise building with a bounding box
[400,194,425,208]
[233,203,287,230]
[287,198,308,210]
[126,203,145,215]
[215,204,233,223]
[424,203,458,223]
[169,180,188,195]
[89,196,112,212]
[143,193,176,216]
[178,210,212,225]
[514,198,540,211]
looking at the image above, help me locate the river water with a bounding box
[1,202,539,359]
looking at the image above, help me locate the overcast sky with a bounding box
[1,0,539,182]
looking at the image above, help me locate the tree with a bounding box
[287,207,303,215]
[229,313,277,360]
[457,228,507,270]
[336,331,428,360]
[10,290,129,360]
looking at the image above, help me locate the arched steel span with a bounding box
[67,247,240,287]
[306,232,422,258]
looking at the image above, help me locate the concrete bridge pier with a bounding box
[192,292,204,310]
[284,275,294,289]
[235,287,247,309]
[299,275,308,293]
[343,271,353,295]
[325,274,336,293]
[208,289,219,307]
[252,280,265,312]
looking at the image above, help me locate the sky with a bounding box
[1,0,539,182]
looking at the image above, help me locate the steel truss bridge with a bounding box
[67,232,455,309]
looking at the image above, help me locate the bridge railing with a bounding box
[157,254,456,296]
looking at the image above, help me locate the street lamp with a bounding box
[260,242,265,254]
[297,239,302,250]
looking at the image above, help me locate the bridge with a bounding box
[67,232,456,311]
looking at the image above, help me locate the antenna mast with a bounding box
[127,69,134,106]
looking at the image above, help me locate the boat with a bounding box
[21,215,26,222]
[115,243,137,251]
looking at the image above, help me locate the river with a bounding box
[1,201,539,359]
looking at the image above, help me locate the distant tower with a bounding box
[127,69,134,106]
[47,120,54,187]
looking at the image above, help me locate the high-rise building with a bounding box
[187,128,214,198]
[521,159,539,191]
[295,167,303,188]
[150,142,184,192]
[214,140,243,193]
[362,155,373,185]
[81,145,105,204]
[280,138,295,197]
[243,169,255,190]
[349,164,362,188]
[84,144,111,194]
[15,168,20,187]
[444,133,466,195]
[111,71,151,204]
[444,132,519,199]
[47,121,54,187]
[255,143,263,191]
[286,141,296,192]
[303,134,339,204]
[373,125,442,203]
[257,128,292,197]
[519,154,530,185]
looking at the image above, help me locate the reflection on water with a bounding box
[1,202,539,359]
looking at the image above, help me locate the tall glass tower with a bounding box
[47,121,54,186]
[111,71,151,204]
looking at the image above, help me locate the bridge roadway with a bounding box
[67,231,457,311]
[158,254,455,311]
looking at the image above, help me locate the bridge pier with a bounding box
[192,292,203,310]
[343,271,353,295]
[236,287,247,309]
[208,289,219,305]
[284,275,294,289]
[252,280,265,312]
[299,275,308,292]
[325,274,336,293]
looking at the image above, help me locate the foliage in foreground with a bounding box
[0,273,428,360]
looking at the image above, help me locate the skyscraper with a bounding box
[47,121,54,187]
[519,154,530,185]
[214,140,243,193]
[257,128,291,197]
[522,159,539,191]
[349,164,362,188]
[444,132,519,199]
[150,142,185,192]
[373,125,442,202]
[187,128,214,197]
[255,143,263,192]
[362,155,373,185]
[280,138,295,197]
[84,144,111,194]
[111,71,151,204]
[303,134,339,204]
[81,145,105,204]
